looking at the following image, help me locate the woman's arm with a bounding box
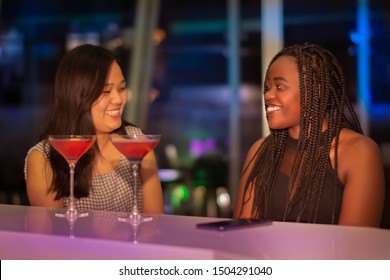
[233,138,264,219]
[140,150,164,214]
[337,133,385,227]
[25,150,64,208]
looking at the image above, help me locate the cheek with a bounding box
[91,102,107,124]
[122,92,128,104]
[92,99,109,113]
[90,108,99,125]
[292,93,301,115]
[281,95,300,122]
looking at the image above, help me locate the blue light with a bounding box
[354,0,371,133]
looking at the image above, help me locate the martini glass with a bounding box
[48,135,96,219]
[110,134,160,223]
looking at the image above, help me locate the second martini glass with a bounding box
[48,135,96,219]
[110,134,160,223]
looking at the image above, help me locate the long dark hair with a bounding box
[240,43,363,223]
[40,44,128,199]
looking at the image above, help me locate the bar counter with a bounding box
[1,204,389,260]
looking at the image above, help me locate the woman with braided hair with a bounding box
[233,43,385,227]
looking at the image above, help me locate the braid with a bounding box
[240,130,287,219]
[240,43,363,223]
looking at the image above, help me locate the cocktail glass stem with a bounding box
[68,163,76,213]
[130,163,141,218]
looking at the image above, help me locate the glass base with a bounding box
[117,214,153,224]
[55,209,89,219]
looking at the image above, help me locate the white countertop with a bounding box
[1,204,389,260]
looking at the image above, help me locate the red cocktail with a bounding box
[111,140,159,162]
[49,138,95,165]
[110,134,161,223]
[48,135,96,219]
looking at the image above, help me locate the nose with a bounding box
[263,88,275,101]
[110,90,123,104]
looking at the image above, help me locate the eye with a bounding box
[263,83,270,93]
[276,84,284,90]
[102,86,112,95]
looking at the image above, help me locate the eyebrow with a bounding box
[105,79,126,86]
[272,77,288,83]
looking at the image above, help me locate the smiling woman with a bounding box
[24,44,164,214]
[233,43,385,227]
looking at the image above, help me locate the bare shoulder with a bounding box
[336,129,385,227]
[338,129,381,158]
[26,148,52,189]
[248,137,266,155]
[26,149,50,170]
[241,137,267,174]
[336,128,383,184]
[26,148,63,208]
[234,137,267,219]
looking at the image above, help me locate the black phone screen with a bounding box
[196,219,272,231]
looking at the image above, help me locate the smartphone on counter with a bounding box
[196,219,272,231]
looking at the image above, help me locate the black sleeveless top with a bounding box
[270,135,344,224]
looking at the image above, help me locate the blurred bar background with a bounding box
[0,0,389,227]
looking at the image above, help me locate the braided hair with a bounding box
[240,43,363,223]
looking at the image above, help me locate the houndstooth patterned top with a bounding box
[24,126,144,212]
